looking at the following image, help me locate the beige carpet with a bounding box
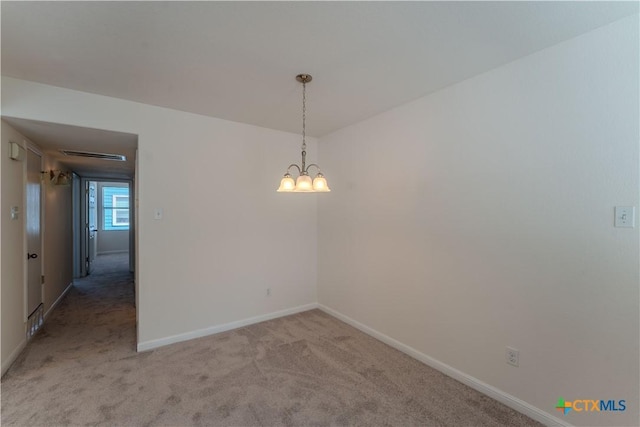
[2,254,541,426]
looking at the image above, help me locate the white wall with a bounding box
[97,229,128,255]
[1,123,28,374]
[1,79,318,348]
[1,121,74,375]
[42,156,73,314]
[318,16,639,427]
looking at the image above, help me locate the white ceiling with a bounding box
[2,117,137,180]
[1,2,637,179]
[2,1,637,138]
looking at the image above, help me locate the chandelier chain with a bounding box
[302,80,306,152]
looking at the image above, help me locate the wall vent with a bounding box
[27,303,44,341]
[60,150,126,161]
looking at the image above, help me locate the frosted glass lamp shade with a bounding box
[55,173,72,186]
[277,175,295,192]
[294,175,313,192]
[312,174,330,192]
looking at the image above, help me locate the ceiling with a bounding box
[3,117,137,180]
[1,2,637,179]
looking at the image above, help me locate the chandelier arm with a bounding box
[304,163,322,174]
[286,164,302,174]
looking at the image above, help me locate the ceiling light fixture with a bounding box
[41,170,72,186]
[277,74,330,193]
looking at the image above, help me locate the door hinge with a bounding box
[41,275,45,284]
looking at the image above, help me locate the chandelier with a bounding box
[277,74,330,192]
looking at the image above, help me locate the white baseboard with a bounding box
[1,339,26,378]
[44,282,73,320]
[318,304,570,427]
[137,303,319,352]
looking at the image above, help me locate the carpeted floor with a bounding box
[2,253,541,426]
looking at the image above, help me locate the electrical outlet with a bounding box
[266,288,271,297]
[506,347,519,367]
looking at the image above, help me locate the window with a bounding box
[103,186,130,230]
[112,194,130,226]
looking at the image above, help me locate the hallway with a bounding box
[1,253,136,424]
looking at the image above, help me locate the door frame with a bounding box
[79,178,98,277]
[79,178,87,276]
[23,141,44,322]
[72,172,82,278]
[78,177,134,277]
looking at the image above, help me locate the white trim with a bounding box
[318,304,570,427]
[1,339,26,377]
[26,140,43,156]
[22,142,28,322]
[137,303,319,352]
[44,282,73,320]
[23,144,44,323]
[96,250,129,255]
[111,193,130,226]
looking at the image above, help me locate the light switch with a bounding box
[615,206,635,228]
[154,208,163,220]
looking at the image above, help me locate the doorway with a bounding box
[76,179,133,278]
[2,117,139,352]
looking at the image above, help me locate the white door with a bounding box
[26,148,42,316]
[88,182,97,274]
[82,180,98,275]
